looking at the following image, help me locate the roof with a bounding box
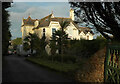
[33,14,52,29]
[33,15,80,30]
[23,14,94,35]
[23,16,36,26]
[78,27,94,35]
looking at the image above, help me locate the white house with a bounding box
[21,9,94,55]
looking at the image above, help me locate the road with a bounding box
[3,55,75,83]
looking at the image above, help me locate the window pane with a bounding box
[52,28,56,34]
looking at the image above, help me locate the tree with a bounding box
[55,30,68,54]
[23,33,36,54]
[53,20,69,63]
[69,2,120,41]
[96,35,105,40]
[2,2,12,55]
[23,33,47,55]
[12,38,22,50]
[23,34,32,52]
[49,33,57,62]
[59,20,70,54]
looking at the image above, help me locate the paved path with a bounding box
[3,55,74,83]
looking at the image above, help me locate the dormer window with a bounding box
[46,19,48,21]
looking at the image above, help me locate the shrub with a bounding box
[36,38,107,63]
[66,39,107,58]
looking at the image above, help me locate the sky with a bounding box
[6,2,71,40]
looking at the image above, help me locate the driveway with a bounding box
[2,55,75,83]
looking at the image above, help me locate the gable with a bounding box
[49,21,61,28]
[30,13,94,36]
[23,16,36,26]
[66,22,78,30]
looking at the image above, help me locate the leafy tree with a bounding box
[49,33,57,62]
[2,2,12,55]
[58,20,70,54]
[23,33,47,55]
[23,34,31,52]
[55,30,68,54]
[50,33,56,54]
[52,20,69,63]
[69,2,120,41]
[12,38,22,50]
[96,35,105,40]
[40,33,47,53]
[23,42,30,51]
[23,33,36,54]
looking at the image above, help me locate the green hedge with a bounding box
[35,38,107,63]
[66,39,107,58]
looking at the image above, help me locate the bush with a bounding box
[66,39,107,58]
[35,38,107,63]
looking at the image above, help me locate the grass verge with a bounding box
[26,56,80,79]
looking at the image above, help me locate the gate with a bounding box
[104,44,120,83]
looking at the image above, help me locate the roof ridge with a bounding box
[23,17,37,21]
[40,13,52,20]
[53,17,71,19]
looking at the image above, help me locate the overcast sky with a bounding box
[6,2,71,40]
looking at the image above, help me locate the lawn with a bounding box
[26,56,80,74]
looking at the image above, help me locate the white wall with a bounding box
[21,20,94,56]
[21,25,35,40]
[34,20,39,27]
[65,22,80,40]
[86,32,93,40]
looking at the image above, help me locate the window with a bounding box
[52,28,56,37]
[87,36,89,40]
[43,28,45,36]
[52,28,56,34]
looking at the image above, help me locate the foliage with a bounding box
[23,42,30,51]
[2,2,12,55]
[66,39,107,58]
[96,35,105,40]
[38,34,47,54]
[50,41,57,55]
[23,33,47,54]
[49,20,70,63]
[12,38,22,50]
[69,2,120,41]
[55,30,69,54]
[23,35,31,52]
[37,37,107,63]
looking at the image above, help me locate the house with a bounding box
[21,9,94,54]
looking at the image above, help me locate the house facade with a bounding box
[21,9,94,54]
[21,9,94,41]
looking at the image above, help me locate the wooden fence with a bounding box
[104,44,120,83]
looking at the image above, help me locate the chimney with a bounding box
[70,9,74,21]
